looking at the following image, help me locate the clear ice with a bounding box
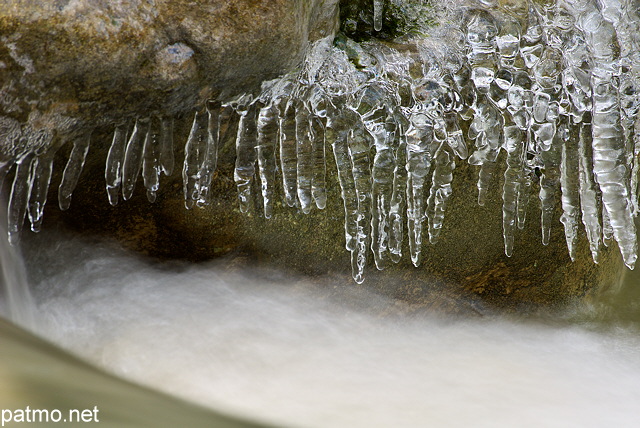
[6,0,640,282]
[58,133,91,211]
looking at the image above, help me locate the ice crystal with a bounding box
[5,0,640,280]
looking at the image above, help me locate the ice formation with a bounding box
[3,0,640,282]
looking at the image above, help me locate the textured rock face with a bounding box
[55,118,623,314]
[0,0,628,313]
[0,0,340,158]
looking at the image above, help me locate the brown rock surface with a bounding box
[1,0,626,315]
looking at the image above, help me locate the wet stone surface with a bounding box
[1,0,630,314]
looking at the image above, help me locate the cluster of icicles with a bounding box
[3,0,640,283]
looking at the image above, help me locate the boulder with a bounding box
[2,0,627,314]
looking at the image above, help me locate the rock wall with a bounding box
[0,0,340,158]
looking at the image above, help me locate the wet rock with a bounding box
[49,118,624,315]
[0,0,340,158]
[2,0,627,314]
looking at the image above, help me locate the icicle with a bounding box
[295,100,314,214]
[388,134,407,264]
[329,122,358,253]
[405,111,433,267]
[279,100,299,207]
[632,119,640,215]
[565,0,638,267]
[601,207,614,247]
[357,83,395,270]
[7,153,35,245]
[234,98,258,214]
[559,122,580,261]
[347,124,372,283]
[373,0,384,32]
[538,138,561,247]
[159,117,175,176]
[122,118,150,201]
[27,153,54,233]
[142,117,161,203]
[591,77,637,267]
[308,86,328,210]
[256,102,279,219]
[427,144,454,244]
[468,96,503,206]
[195,101,221,207]
[310,116,327,210]
[502,125,525,257]
[105,123,128,206]
[370,144,394,269]
[182,110,208,209]
[58,133,91,211]
[578,122,602,263]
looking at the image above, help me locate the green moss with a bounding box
[339,0,436,42]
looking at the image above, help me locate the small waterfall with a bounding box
[0,202,37,331]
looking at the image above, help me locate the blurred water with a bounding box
[0,227,636,427]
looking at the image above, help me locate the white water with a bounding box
[4,228,637,428]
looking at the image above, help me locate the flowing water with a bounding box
[1,224,640,427]
[2,0,640,425]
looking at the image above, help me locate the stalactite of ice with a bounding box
[427,143,454,244]
[370,142,394,269]
[7,153,34,245]
[538,133,561,246]
[234,98,259,214]
[142,118,161,203]
[578,122,602,263]
[295,98,314,214]
[194,102,222,207]
[388,133,407,264]
[570,0,637,268]
[320,48,363,270]
[602,207,615,247]
[330,123,359,254]
[516,168,534,230]
[355,82,396,270]
[310,115,327,210]
[502,124,525,257]
[468,96,503,206]
[279,98,299,208]
[632,120,640,215]
[9,0,640,279]
[404,107,433,267]
[58,133,91,211]
[182,110,208,209]
[27,153,54,233]
[347,124,373,283]
[234,96,258,214]
[105,123,128,206]
[256,98,280,219]
[559,123,580,261]
[373,0,384,32]
[465,6,502,206]
[122,118,149,202]
[303,42,333,211]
